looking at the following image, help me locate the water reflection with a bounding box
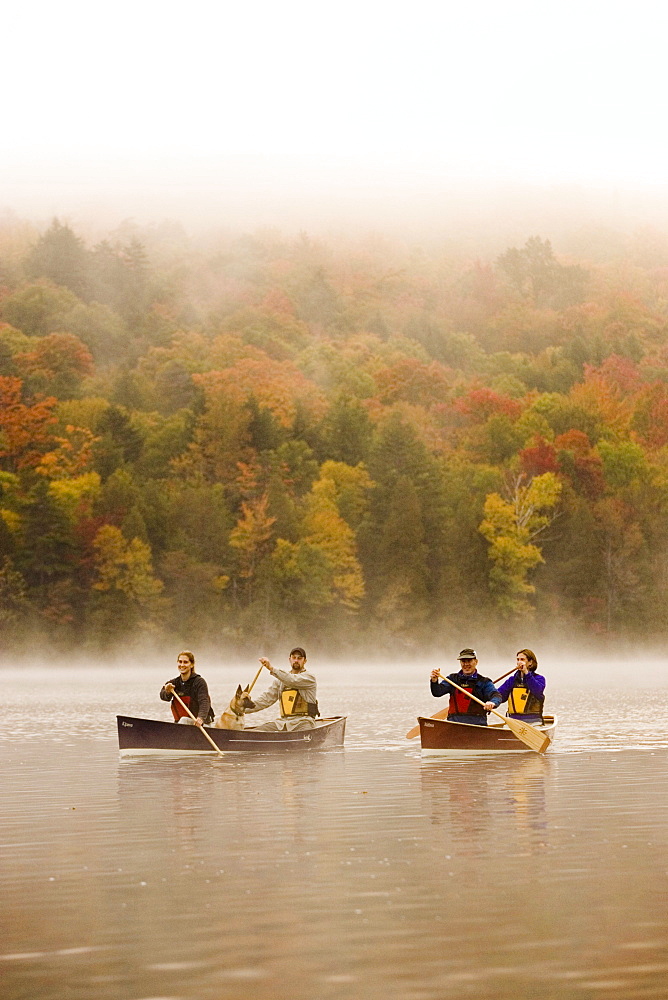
[419,755,548,844]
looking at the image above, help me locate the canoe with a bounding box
[418,714,558,755]
[117,714,346,756]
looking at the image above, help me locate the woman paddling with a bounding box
[496,649,545,724]
[159,650,215,727]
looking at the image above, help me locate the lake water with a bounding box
[2,664,668,1000]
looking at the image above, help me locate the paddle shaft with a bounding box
[246,666,263,694]
[405,668,515,739]
[170,690,224,755]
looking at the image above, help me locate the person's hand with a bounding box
[165,683,175,694]
[195,718,204,727]
[483,702,496,711]
[430,669,441,682]
[259,657,272,671]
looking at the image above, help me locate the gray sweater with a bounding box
[247,667,317,715]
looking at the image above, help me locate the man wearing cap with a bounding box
[244,647,319,731]
[429,648,501,726]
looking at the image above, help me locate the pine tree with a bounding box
[25,220,90,299]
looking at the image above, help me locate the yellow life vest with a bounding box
[508,683,543,717]
[280,688,311,717]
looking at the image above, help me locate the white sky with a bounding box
[3,0,668,224]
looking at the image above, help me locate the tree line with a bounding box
[1,217,668,654]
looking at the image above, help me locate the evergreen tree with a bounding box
[25,220,91,299]
[18,479,78,590]
[361,411,447,618]
[321,394,373,465]
[374,475,430,630]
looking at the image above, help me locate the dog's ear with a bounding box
[235,684,243,696]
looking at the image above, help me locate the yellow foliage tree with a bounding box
[229,495,276,601]
[317,460,374,529]
[93,525,164,607]
[49,472,101,521]
[479,472,561,616]
[268,475,365,614]
[36,425,99,479]
[302,478,365,608]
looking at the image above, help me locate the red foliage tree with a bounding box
[519,437,559,477]
[583,355,641,395]
[555,430,604,498]
[454,385,523,423]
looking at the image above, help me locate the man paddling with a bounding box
[244,647,319,731]
[429,648,501,726]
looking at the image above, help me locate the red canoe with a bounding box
[418,714,558,755]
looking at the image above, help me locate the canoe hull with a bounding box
[117,715,346,756]
[419,715,558,755]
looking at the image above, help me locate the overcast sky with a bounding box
[3,1,667,229]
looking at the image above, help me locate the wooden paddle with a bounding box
[437,676,550,753]
[405,668,515,739]
[247,666,263,693]
[170,690,224,755]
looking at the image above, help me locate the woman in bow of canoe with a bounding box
[495,648,545,724]
[159,650,215,727]
[429,647,501,726]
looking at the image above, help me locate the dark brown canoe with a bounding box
[418,714,558,755]
[117,715,346,756]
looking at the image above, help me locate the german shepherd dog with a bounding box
[214,685,255,730]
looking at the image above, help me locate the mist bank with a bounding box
[4,641,657,688]
[4,153,668,255]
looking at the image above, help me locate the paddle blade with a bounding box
[502,715,551,753]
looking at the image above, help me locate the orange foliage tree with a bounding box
[14,332,94,397]
[374,358,453,407]
[0,377,58,471]
[194,356,326,430]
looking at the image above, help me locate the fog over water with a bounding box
[8,646,663,688]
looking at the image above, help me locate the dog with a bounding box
[214,685,255,730]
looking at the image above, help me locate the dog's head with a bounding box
[231,684,255,714]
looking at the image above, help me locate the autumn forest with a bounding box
[1,216,668,655]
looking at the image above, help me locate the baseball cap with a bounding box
[457,648,477,659]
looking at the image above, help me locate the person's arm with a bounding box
[495,676,515,704]
[193,676,212,726]
[481,679,502,710]
[430,670,454,698]
[160,678,176,701]
[268,667,315,691]
[524,672,545,698]
[245,679,280,713]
